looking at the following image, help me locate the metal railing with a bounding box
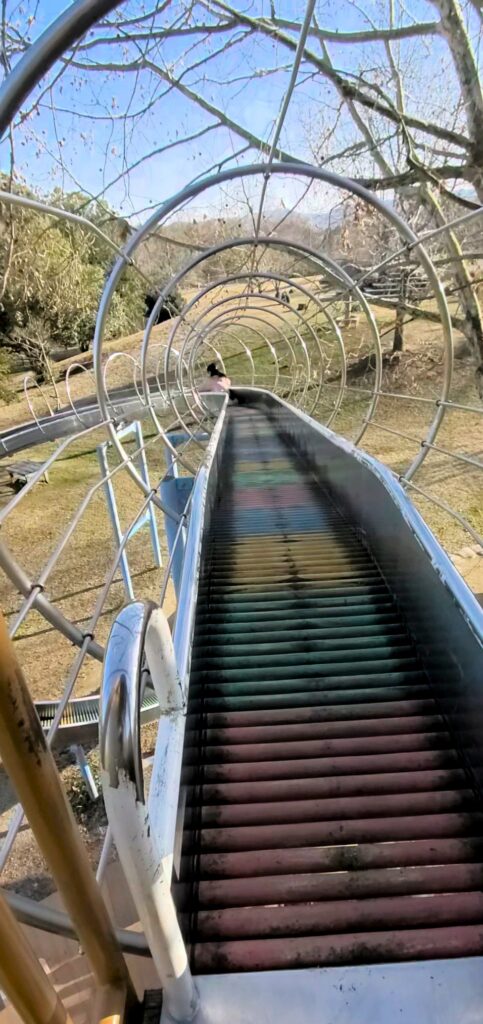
[100,601,198,1022]
[0,412,202,861]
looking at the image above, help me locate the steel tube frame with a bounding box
[150,239,370,432]
[7,429,170,640]
[403,479,483,549]
[187,309,301,417]
[0,481,193,876]
[163,269,337,428]
[177,276,327,415]
[103,350,145,409]
[165,290,286,438]
[190,319,266,390]
[92,162,449,475]
[23,374,54,432]
[367,420,483,472]
[0,541,104,659]
[0,0,121,137]
[217,298,315,398]
[5,888,150,957]
[0,417,111,523]
[65,362,97,426]
[179,291,315,392]
[180,287,346,424]
[0,491,152,871]
[180,301,297,413]
[176,338,229,428]
[324,381,483,418]
[187,328,270,422]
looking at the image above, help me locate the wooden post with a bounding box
[0,611,136,1017]
[0,885,72,1024]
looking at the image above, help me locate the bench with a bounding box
[6,460,50,489]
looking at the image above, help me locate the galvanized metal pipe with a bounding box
[0,486,161,874]
[0,0,121,136]
[5,888,150,957]
[162,267,332,426]
[23,374,54,432]
[6,430,176,642]
[65,362,97,426]
[183,289,346,424]
[0,418,112,524]
[180,291,319,398]
[403,479,483,548]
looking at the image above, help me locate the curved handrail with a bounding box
[100,600,155,802]
[100,600,198,1022]
[103,350,145,414]
[23,374,54,433]
[64,362,96,426]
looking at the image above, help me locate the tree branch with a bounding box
[429,0,483,197]
[201,0,472,150]
[271,15,441,43]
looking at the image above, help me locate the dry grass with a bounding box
[0,416,181,896]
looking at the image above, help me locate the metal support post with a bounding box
[160,432,205,598]
[159,475,192,599]
[97,420,162,599]
[72,744,99,801]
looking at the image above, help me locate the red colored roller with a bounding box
[191,836,483,880]
[192,925,483,973]
[197,787,473,828]
[191,730,451,765]
[185,713,445,747]
[186,748,459,785]
[195,890,483,940]
[190,861,483,910]
[191,768,467,808]
[199,698,439,729]
[193,811,483,853]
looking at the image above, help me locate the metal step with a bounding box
[180,406,483,974]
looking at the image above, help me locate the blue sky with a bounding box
[0,0,475,221]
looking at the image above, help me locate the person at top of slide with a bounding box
[201,362,231,393]
[200,361,245,403]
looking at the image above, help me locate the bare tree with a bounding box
[0,0,481,378]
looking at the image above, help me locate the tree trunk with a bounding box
[392,306,405,352]
[419,184,483,369]
[430,0,483,202]
[392,269,410,352]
